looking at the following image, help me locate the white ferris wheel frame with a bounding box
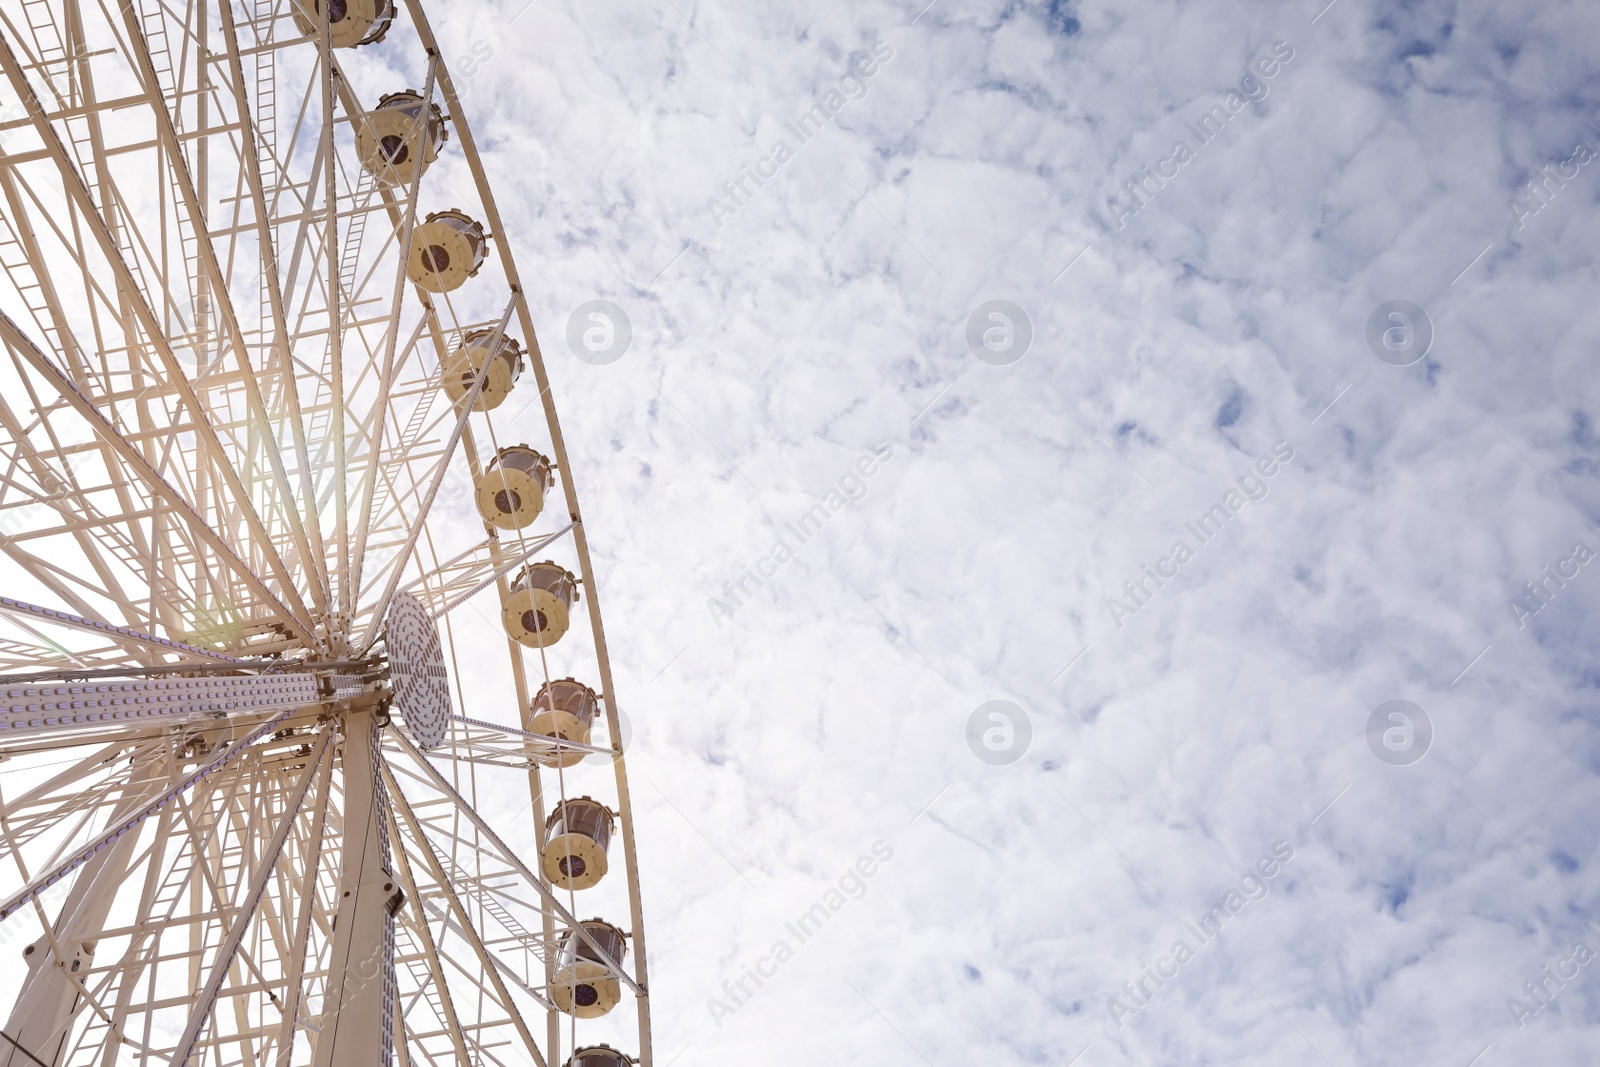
[0,0,653,1065]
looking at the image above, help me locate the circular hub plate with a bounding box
[386,592,450,749]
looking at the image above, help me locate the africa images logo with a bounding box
[706,42,895,228]
[705,841,894,1027]
[1104,442,1296,629]
[707,442,893,628]
[1105,41,1295,229]
[1107,842,1295,1028]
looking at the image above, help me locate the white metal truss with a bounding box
[0,1,653,1065]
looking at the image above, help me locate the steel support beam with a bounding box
[310,708,399,1067]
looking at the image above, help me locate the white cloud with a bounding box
[424,0,1600,1062]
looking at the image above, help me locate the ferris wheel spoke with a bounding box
[0,707,291,924]
[0,634,89,675]
[0,737,183,1062]
[393,928,532,1067]
[382,791,474,1066]
[0,512,154,637]
[0,370,158,627]
[423,522,579,622]
[382,764,565,970]
[385,730,643,997]
[0,164,103,390]
[415,896,560,1014]
[366,494,576,634]
[0,716,174,763]
[0,499,151,615]
[0,347,288,656]
[171,727,331,1067]
[271,721,336,1067]
[345,309,434,543]
[309,28,356,625]
[382,757,551,1067]
[0,607,98,675]
[0,313,320,648]
[140,2,337,617]
[380,714,604,771]
[0,595,243,667]
[209,2,338,607]
[349,57,436,624]
[0,738,152,870]
[1,14,220,416]
[0,38,322,646]
[16,2,122,271]
[87,799,177,1067]
[275,63,428,622]
[114,2,332,625]
[356,294,516,649]
[354,375,466,549]
[65,739,299,1065]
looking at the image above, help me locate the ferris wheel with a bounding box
[0,1,651,1065]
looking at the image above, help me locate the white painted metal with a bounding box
[0,596,244,664]
[0,0,654,1064]
[0,675,319,737]
[170,729,333,1066]
[312,709,399,1067]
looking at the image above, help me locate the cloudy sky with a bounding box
[422,0,1600,1063]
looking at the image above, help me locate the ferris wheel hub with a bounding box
[384,593,450,749]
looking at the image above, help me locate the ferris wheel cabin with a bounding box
[502,561,580,648]
[407,209,489,292]
[291,0,395,47]
[356,90,446,186]
[542,797,615,890]
[443,328,525,411]
[564,1046,637,1067]
[529,677,601,767]
[474,445,554,529]
[553,920,629,1018]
